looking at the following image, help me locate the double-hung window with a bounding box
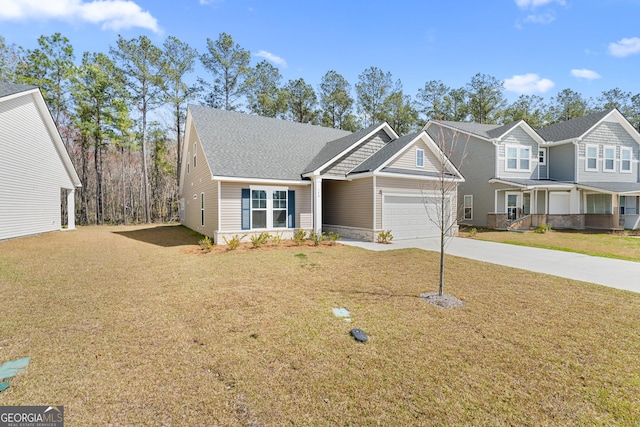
[603,146,615,172]
[416,149,424,168]
[248,187,289,229]
[621,147,632,173]
[463,195,473,220]
[586,145,598,171]
[506,145,531,171]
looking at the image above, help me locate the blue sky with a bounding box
[2,0,640,106]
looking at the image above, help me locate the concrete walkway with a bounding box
[341,237,640,293]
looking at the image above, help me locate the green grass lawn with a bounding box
[460,227,640,262]
[0,225,639,425]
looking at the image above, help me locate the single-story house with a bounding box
[0,82,81,240]
[179,105,464,243]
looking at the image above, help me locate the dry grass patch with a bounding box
[0,224,639,425]
[462,228,640,262]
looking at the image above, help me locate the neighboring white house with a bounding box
[0,82,81,240]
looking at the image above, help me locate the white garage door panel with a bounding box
[383,195,444,240]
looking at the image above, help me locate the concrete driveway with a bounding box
[341,237,640,293]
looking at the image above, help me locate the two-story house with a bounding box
[424,108,640,231]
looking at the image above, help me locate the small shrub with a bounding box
[270,232,282,246]
[293,229,307,246]
[378,230,393,244]
[469,227,477,238]
[535,223,553,234]
[199,236,213,253]
[223,234,245,250]
[250,232,270,249]
[309,231,325,246]
[327,231,341,246]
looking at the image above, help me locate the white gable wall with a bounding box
[0,93,77,240]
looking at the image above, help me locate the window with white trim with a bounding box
[585,145,598,171]
[200,193,205,226]
[621,147,632,173]
[416,148,424,168]
[506,145,531,171]
[603,146,615,172]
[193,142,197,168]
[251,187,287,229]
[539,148,547,165]
[463,195,473,220]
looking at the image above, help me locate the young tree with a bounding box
[162,36,199,184]
[111,35,166,223]
[283,78,318,124]
[423,125,468,297]
[15,33,75,127]
[319,70,356,130]
[199,32,250,110]
[243,60,287,118]
[466,73,505,124]
[355,66,393,127]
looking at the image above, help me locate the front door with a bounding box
[507,193,519,220]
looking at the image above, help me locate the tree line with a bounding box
[2,32,639,225]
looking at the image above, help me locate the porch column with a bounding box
[67,189,76,230]
[613,194,620,229]
[312,176,322,234]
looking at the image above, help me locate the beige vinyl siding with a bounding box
[181,135,218,237]
[375,176,454,230]
[577,121,638,183]
[0,93,77,240]
[323,130,391,175]
[219,181,312,231]
[389,140,441,172]
[323,177,374,229]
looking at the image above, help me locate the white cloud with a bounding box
[571,68,601,80]
[515,0,565,8]
[254,50,287,68]
[524,13,555,24]
[504,73,555,95]
[0,0,159,32]
[608,37,640,57]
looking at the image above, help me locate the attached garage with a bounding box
[382,194,448,239]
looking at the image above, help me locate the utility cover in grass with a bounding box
[350,328,368,342]
[332,308,350,318]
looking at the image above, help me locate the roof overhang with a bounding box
[575,182,640,195]
[489,178,574,190]
[211,175,311,186]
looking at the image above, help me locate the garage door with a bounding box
[382,195,445,240]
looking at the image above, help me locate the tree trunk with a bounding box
[141,105,151,223]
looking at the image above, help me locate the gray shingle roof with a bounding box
[436,121,506,139]
[349,132,420,174]
[302,123,385,174]
[0,82,36,98]
[576,181,640,194]
[189,105,351,181]
[490,178,574,188]
[536,109,613,142]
